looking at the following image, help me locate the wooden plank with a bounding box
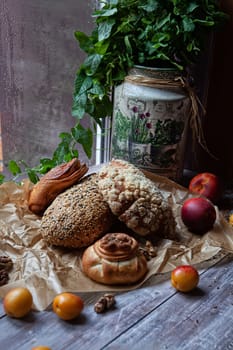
[0,254,229,350]
[104,254,233,350]
[0,276,178,349]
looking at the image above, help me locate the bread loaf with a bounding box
[40,174,115,248]
[29,158,88,215]
[98,159,176,238]
[82,232,148,285]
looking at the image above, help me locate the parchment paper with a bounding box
[0,169,233,310]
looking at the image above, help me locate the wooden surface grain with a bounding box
[0,253,232,350]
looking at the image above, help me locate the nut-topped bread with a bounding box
[98,159,176,238]
[82,232,148,285]
[40,174,115,248]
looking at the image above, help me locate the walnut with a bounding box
[95,233,138,262]
[0,270,9,286]
[0,256,13,271]
[0,255,13,286]
[139,240,157,261]
[94,294,116,314]
[99,233,136,252]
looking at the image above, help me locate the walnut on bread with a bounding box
[82,232,148,285]
[98,159,176,238]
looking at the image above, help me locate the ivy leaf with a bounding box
[140,0,159,12]
[0,174,5,184]
[52,132,78,164]
[89,82,105,97]
[94,40,110,55]
[124,35,133,56]
[93,8,118,18]
[71,123,93,159]
[78,76,93,95]
[194,19,215,27]
[182,17,195,32]
[98,19,115,41]
[74,31,93,53]
[72,93,87,119]
[8,160,22,176]
[155,14,171,30]
[74,71,87,94]
[37,158,58,174]
[83,54,103,76]
[187,3,199,13]
[27,169,40,184]
[73,76,92,119]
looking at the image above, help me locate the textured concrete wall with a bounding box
[0,115,2,171]
[0,0,97,175]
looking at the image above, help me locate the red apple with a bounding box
[171,265,199,292]
[181,197,216,234]
[189,172,221,204]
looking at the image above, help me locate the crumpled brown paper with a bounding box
[0,168,233,311]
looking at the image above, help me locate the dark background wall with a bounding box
[196,0,233,183]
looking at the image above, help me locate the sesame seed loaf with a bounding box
[40,174,115,248]
[98,159,176,238]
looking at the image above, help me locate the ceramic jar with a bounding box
[110,65,190,181]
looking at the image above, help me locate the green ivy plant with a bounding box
[72,0,227,119]
[1,0,228,184]
[0,123,93,184]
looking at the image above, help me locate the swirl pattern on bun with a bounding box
[82,232,148,285]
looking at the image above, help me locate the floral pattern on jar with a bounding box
[111,66,190,181]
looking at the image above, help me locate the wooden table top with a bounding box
[0,182,233,350]
[0,252,233,350]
